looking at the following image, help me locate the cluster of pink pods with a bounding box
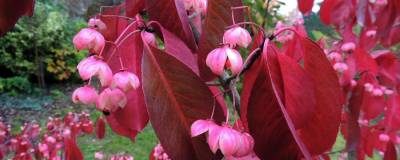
[151,143,171,160]
[190,119,255,158]
[72,18,140,114]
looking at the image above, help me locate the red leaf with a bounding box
[105,115,138,141]
[319,0,355,26]
[383,142,397,160]
[125,0,145,17]
[96,117,106,139]
[145,0,197,51]
[0,0,35,36]
[276,53,316,129]
[197,0,242,81]
[149,23,199,73]
[298,37,344,155]
[241,41,311,159]
[103,24,149,140]
[298,0,314,15]
[354,48,379,75]
[64,137,83,160]
[141,39,225,159]
[99,6,130,41]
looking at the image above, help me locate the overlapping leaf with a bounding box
[298,0,314,15]
[141,39,225,159]
[0,0,35,36]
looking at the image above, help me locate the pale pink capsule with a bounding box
[384,89,394,95]
[77,56,113,87]
[223,27,252,48]
[194,0,207,14]
[73,28,105,54]
[72,85,98,105]
[94,152,105,160]
[375,0,387,6]
[379,133,390,142]
[333,62,348,72]
[218,126,241,156]
[206,47,243,76]
[233,133,254,157]
[372,88,383,96]
[207,123,223,153]
[364,83,374,92]
[88,18,107,32]
[341,42,356,52]
[112,71,140,92]
[97,88,127,112]
[328,52,343,61]
[365,30,376,38]
[191,119,215,137]
[351,80,357,87]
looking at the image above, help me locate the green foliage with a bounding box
[0,0,86,83]
[0,76,31,95]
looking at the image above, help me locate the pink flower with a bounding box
[73,28,105,54]
[72,85,98,105]
[214,125,242,156]
[77,56,113,87]
[379,133,390,142]
[223,27,252,48]
[96,88,127,112]
[333,62,348,72]
[88,18,107,32]
[364,83,374,92]
[206,46,243,76]
[233,133,254,157]
[341,42,356,52]
[112,71,140,92]
[142,31,156,46]
[191,119,216,137]
[94,152,104,160]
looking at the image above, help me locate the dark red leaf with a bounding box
[383,142,397,160]
[319,0,355,26]
[353,48,379,75]
[197,0,242,81]
[99,6,130,41]
[141,39,225,159]
[241,41,311,159]
[103,24,149,141]
[125,0,145,17]
[145,0,197,51]
[298,37,344,155]
[149,23,199,74]
[276,53,316,129]
[96,117,106,139]
[0,0,35,36]
[298,0,314,15]
[105,115,138,141]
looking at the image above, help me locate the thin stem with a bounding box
[106,30,141,63]
[231,6,256,34]
[210,98,216,120]
[118,54,125,70]
[226,22,266,36]
[100,15,136,21]
[273,27,301,39]
[262,0,272,28]
[115,21,139,43]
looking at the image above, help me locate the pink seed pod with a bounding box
[357,119,369,126]
[218,126,242,156]
[375,0,387,6]
[94,152,104,160]
[208,123,223,153]
[364,83,374,92]
[142,31,157,46]
[233,133,255,157]
[96,88,127,112]
[77,56,113,87]
[112,71,140,92]
[379,133,390,142]
[372,88,383,96]
[206,46,243,76]
[384,89,394,95]
[72,85,98,105]
[223,26,252,48]
[194,0,207,14]
[365,30,376,38]
[183,0,195,10]
[351,80,357,87]
[341,42,356,52]
[73,28,105,54]
[88,18,107,32]
[333,62,348,72]
[191,119,215,137]
[328,52,343,61]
